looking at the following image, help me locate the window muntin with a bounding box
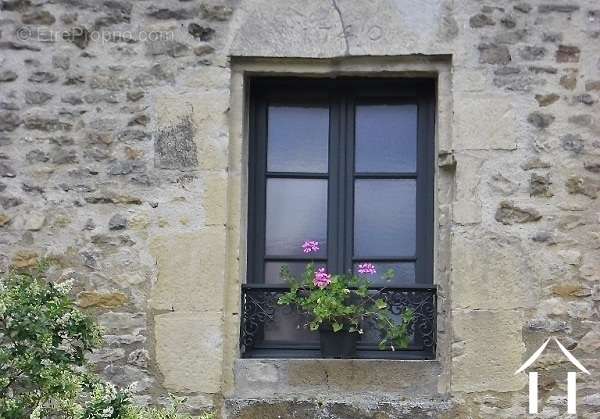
[246,78,435,358]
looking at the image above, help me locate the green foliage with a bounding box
[0,262,103,417]
[0,263,215,419]
[277,263,414,350]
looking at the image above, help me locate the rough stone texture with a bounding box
[155,311,223,393]
[452,310,527,392]
[0,0,599,417]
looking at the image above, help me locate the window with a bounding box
[243,78,436,359]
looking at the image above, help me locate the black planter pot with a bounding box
[318,327,359,359]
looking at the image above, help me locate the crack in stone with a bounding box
[330,0,350,56]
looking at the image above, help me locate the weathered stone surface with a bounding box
[560,70,577,90]
[453,310,526,392]
[12,211,45,231]
[514,3,532,13]
[0,71,18,82]
[530,173,552,197]
[0,214,10,227]
[556,45,580,62]
[108,214,128,230]
[25,91,53,105]
[0,162,16,178]
[584,161,600,173]
[146,40,190,58]
[478,43,511,64]
[154,311,223,393]
[561,134,584,153]
[63,26,91,49]
[538,4,579,13]
[495,201,542,224]
[579,330,600,354]
[147,7,197,20]
[535,93,559,106]
[22,10,55,25]
[150,228,226,311]
[188,23,215,41]
[452,234,537,310]
[470,14,495,28]
[0,112,22,131]
[575,93,594,105]
[127,349,149,368]
[568,114,592,126]
[551,283,590,297]
[12,250,38,268]
[527,111,555,128]
[25,117,72,132]
[97,312,145,332]
[28,72,58,83]
[454,96,517,150]
[155,115,198,170]
[225,398,457,419]
[566,176,598,199]
[235,359,442,399]
[88,348,126,364]
[519,46,546,60]
[78,291,128,308]
[521,158,551,170]
[528,318,569,333]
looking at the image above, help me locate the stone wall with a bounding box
[1,0,599,417]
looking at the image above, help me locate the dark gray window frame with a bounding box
[245,77,436,359]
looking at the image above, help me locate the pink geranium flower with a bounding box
[313,267,331,288]
[302,240,320,254]
[357,263,377,275]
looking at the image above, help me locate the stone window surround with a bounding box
[222,56,453,399]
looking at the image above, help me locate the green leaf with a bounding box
[375,299,387,310]
[332,322,343,332]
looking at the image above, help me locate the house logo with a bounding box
[514,337,590,414]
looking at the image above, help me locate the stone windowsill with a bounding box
[233,358,443,400]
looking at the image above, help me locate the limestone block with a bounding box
[155,91,229,170]
[154,311,223,393]
[452,310,526,392]
[230,0,346,57]
[454,95,518,150]
[451,234,537,310]
[202,172,228,226]
[453,199,481,225]
[230,0,453,57]
[149,228,227,312]
[77,291,128,308]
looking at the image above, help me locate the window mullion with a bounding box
[342,92,355,275]
[327,93,339,275]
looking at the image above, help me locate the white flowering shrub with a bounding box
[0,263,215,419]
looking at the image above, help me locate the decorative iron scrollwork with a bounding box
[240,285,436,357]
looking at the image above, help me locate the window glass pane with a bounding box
[355,104,417,172]
[266,178,327,257]
[267,105,329,173]
[354,179,416,258]
[263,306,319,344]
[353,262,415,285]
[265,261,326,284]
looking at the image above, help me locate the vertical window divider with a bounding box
[343,92,355,275]
[328,90,341,275]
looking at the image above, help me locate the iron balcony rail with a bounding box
[240,284,437,359]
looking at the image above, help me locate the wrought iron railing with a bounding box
[240,284,436,359]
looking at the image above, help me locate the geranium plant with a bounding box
[277,241,415,352]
